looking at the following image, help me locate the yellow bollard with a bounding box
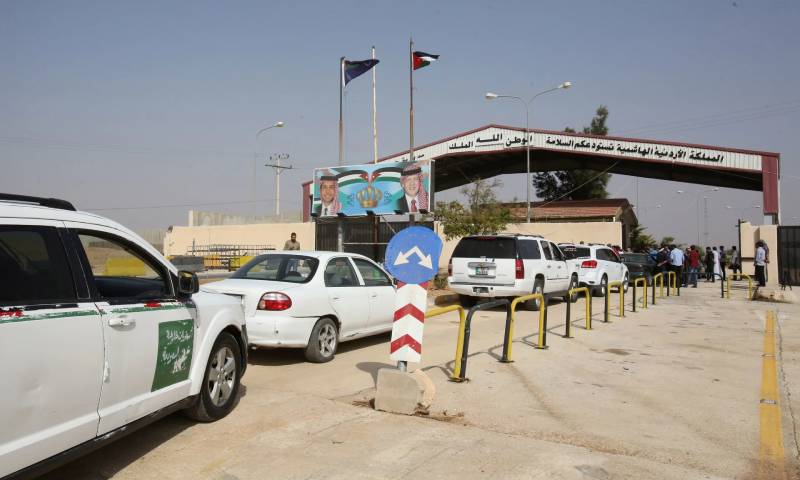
[566,287,592,333]
[653,272,665,298]
[608,280,625,318]
[425,305,466,381]
[508,293,547,359]
[634,277,648,309]
[730,272,754,300]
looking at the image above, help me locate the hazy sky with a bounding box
[2,0,799,246]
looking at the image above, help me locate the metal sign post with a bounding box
[385,226,442,370]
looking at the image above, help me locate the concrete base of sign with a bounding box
[752,288,797,303]
[374,368,436,415]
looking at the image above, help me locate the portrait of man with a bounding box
[397,163,429,213]
[314,174,341,216]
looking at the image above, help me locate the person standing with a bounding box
[755,241,767,286]
[669,244,684,289]
[730,245,741,278]
[718,245,727,280]
[656,245,670,275]
[283,232,301,251]
[688,245,701,287]
[705,247,715,282]
[712,246,721,281]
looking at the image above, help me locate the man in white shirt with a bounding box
[669,244,685,288]
[755,241,767,286]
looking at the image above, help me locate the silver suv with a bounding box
[447,234,579,310]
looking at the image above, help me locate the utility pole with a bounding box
[703,196,710,246]
[265,153,292,217]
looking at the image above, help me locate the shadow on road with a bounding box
[247,332,393,367]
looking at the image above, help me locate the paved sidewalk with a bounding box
[45,282,799,479]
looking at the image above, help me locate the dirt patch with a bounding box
[604,348,631,356]
[421,410,469,426]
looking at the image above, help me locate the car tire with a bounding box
[623,273,630,293]
[564,275,578,303]
[305,317,338,363]
[185,332,241,422]
[593,275,608,297]
[458,294,477,308]
[525,278,545,311]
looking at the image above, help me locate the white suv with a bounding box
[448,234,579,310]
[559,243,629,296]
[0,194,248,479]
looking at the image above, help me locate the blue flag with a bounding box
[343,59,379,85]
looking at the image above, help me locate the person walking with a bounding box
[682,246,691,286]
[705,247,715,282]
[755,241,767,286]
[730,245,741,278]
[718,245,727,280]
[669,244,684,290]
[688,245,701,287]
[712,246,721,281]
[283,232,301,251]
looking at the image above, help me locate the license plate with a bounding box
[474,287,488,294]
[475,266,489,275]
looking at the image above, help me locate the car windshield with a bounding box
[232,254,319,283]
[560,246,591,259]
[623,253,650,263]
[452,237,516,259]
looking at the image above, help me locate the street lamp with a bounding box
[254,121,285,214]
[485,81,572,223]
[677,187,719,245]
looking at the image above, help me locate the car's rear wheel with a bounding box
[458,294,477,308]
[305,317,338,363]
[593,275,608,297]
[564,275,579,303]
[185,332,241,422]
[525,278,545,311]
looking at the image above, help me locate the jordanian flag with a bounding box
[337,170,369,187]
[412,51,439,70]
[343,59,379,85]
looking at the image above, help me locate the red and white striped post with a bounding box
[390,281,429,364]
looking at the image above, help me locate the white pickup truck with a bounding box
[447,234,580,310]
[0,194,248,479]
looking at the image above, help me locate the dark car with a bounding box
[621,252,658,285]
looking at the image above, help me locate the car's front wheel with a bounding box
[305,317,338,363]
[623,273,630,293]
[525,278,545,311]
[593,275,608,297]
[185,332,241,422]
[564,275,579,303]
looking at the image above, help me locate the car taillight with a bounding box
[258,292,292,311]
[448,259,452,277]
[581,260,598,268]
[515,258,524,279]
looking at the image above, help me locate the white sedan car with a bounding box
[203,251,396,362]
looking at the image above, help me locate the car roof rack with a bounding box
[0,193,76,211]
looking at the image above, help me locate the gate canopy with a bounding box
[378,124,781,216]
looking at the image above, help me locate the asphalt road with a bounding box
[43,282,800,479]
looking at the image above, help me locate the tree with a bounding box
[629,224,655,252]
[434,178,513,240]
[533,106,612,201]
[660,236,675,246]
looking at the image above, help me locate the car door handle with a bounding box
[108,315,136,327]
[547,265,552,268]
[331,295,341,300]
[370,293,378,298]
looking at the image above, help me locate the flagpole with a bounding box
[409,37,414,163]
[339,56,345,166]
[372,46,378,164]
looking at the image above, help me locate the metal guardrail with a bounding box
[666,271,678,296]
[564,287,591,338]
[606,280,625,321]
[503,294,547,361]
[653,272,665,300]
[728,272,754,300]
[436,299,510,383]
[425,305,467,381]
[632,277,648,312]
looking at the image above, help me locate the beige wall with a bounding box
[165,220,621,272]
[164,223,314,257]
[435,221,622,272]
[738,222,778,285]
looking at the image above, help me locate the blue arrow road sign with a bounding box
[385,226,443,284]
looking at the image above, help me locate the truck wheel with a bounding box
[458,294,477,308]
[304,317,338,363]
[185,332,241,422]
[525,278,545,311]
[623,273,630,293]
